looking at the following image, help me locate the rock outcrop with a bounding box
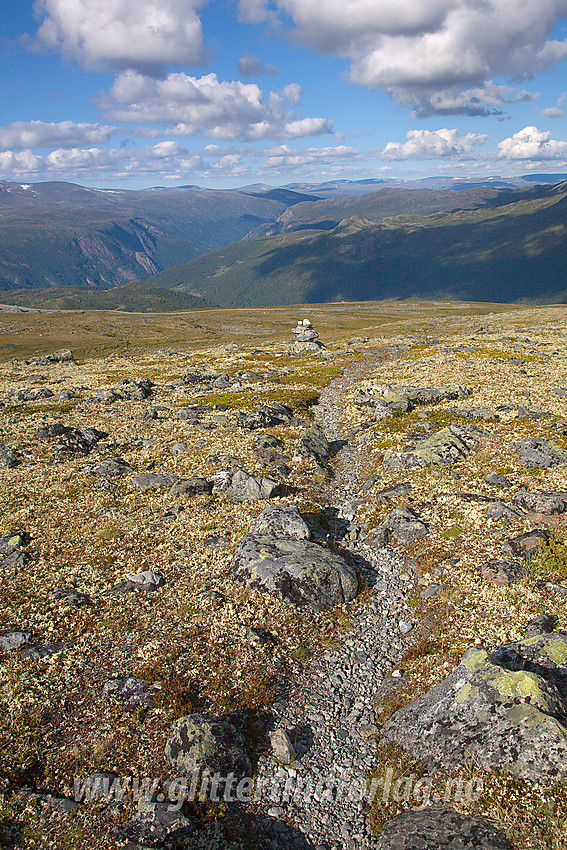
[383,632,567,782]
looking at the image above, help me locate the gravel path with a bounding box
[254,356,416,850]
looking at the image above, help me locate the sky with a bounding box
[2,0,567,189]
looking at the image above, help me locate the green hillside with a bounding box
[0,281,216,312]
[143,181,567,306]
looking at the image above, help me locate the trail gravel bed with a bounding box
[253,357,415,850]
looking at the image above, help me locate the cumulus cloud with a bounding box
[101,71,333,140]
[0,120,116,150]
[237,52,277,76]
[498,126,567,159]
[242,0,567,115]
[380,128,488,160]
[33,0,206,73]
[413,83,534,118]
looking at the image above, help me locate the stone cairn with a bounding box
[292,318,324,353]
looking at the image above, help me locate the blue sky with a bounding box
[2,0,567,188]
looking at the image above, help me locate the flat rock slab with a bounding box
[373,507,429,546]
[481,559,523,585]
[236,403,293,430]
[231,534,358,610]
[131,473,178,490]
[102,676,150,708]
[0,631,32,653]
[375,807,513,850]
[513,437,567,467]
[512,489,567,514]
[51,587,93,608]
[171,477,213,497]
[382,632,567,782]
[354,383,471,415]
[114,799,195,847]
[502,529,549,560]
[81,457,133,477]
[165,714,251,778]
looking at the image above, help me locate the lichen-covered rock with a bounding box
[513,437,567,467]
[81,457,133,477]
[231,535,358,610]
[102,676,151,708]
[485,473,513,488]
[383,426,472,469]
[51,587,93,608]
[375,807,513,850]
[354,384,471,415]
[294,423,330,465]
[113,798,195,847]
[382,632,567,782]
[502,529,549,560]
[0,444,23,468]
[0,631,32,653]
[36,424,107,456]
[481,559,523,585]
[165,714,251,778]
[249,504,311,539]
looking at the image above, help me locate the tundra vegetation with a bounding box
[0,300,566,849]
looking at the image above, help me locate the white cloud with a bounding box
[284,117,333,137]
[263,143,359,168]
[281,83,302,105]
[414,83,534,118]
[541,92,566,117]
[542,106,564,117]
[0,120,116,151]
[33,0,206,72]
[102,71,333,140]
[237,52,277,76]
[498,126,567,159]
[244,0,567,115]
[380,128,488,160]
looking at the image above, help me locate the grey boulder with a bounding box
[373,507,429,546]
[294,423,330,465]
[212,468,281,502]
[249,504,310,539]
[231,535,358,610]
[375,807,513,850]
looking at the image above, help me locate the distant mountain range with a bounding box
[0,180,315,292]
[138,180,567,307]
[1,174,567,310]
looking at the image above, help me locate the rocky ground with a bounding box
[0,304,566,850]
